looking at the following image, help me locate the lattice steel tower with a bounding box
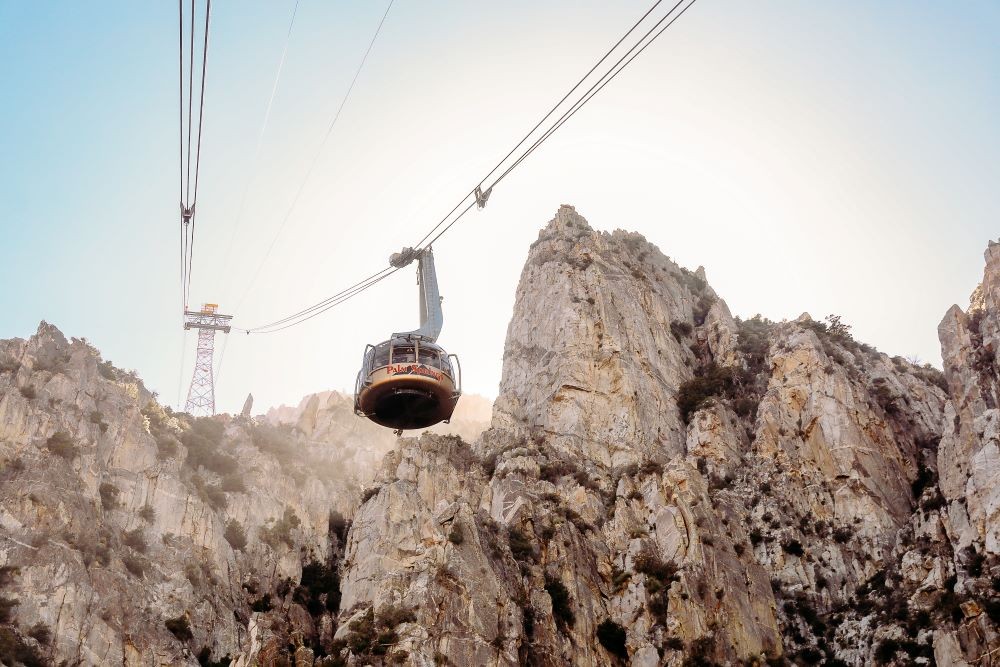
[184,303,232,415]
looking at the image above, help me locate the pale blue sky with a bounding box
[1,1,997,413]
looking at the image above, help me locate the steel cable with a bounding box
[239,0,699,333]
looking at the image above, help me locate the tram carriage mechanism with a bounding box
[354,247,461,432]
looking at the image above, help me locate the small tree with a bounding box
[825,314,853,341]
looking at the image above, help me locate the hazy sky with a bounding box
[1,1,997,414]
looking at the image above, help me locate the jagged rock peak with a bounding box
[937,239,1000,559]
[492,206,739,466]
[547,203,593,233]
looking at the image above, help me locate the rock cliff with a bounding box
[0,206,997,666]
[0,328,485,666]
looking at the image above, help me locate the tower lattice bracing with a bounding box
[183,304,232,416]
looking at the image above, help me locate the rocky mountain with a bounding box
[0,206,997,666]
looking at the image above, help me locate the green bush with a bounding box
[911,464,935,497]
[345,609,377,655]
[874,638,899,665]
[26,623,50,646]
[165,614,193,642]
[96,545,111,567]
[329,510,350,543]
[983,598,1000,624]
[123,527,147,553]
[0,458,24,478]
[155,432,179,460]
[259,507,300,549]
[182,418,237,475]
[138,504,155,522]
[197,647,232,667]
[379,605,417,628]
[804,314,855,347]
[635,552,678,591]
[249,422,297,460]
[676,363,737,424]
[224,520,247,551]
[220,473,245,493]
[191,475,227,510]
[544,576,575,628]
[670,321,693,342]
[832,527,853,544]
[296,559,341,615]
[708,472,734,491]
[609,566,631,593]
[736,315,774,365]
[963,545,985,577]
[638,461,663,476]
[683,636,718,667]
[0,626,45,667]
[508,528,536,562]
[99,482,120,510]
[596,619,627,659]
[47,432,79,460]
[693,294,715,326]
[123,555,145,577]
[922,492,947,512]
[0,596,18,624]
[341,604,415,659]
[781,539,805,557]
[872,379,898,414]
[539,459,576,484]
[250,594,272,613]
[448,524,464,545]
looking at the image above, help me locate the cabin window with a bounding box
[418,347,441,368]
[373,343,391,367]
[392,345,415,364]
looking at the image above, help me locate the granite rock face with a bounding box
[938,241,1000,555]
[331,209,995,665]
[1,208,997,666]
[0,326,485,666]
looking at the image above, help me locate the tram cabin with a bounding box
[354,336,461,431]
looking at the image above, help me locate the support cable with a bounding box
[237,265,402,333]
[178,0,212,309]
[178,0,187,310]
[486,0,697,202]
[239,0,698,334]
[219,0,302,294]
[185,0,195,206]
[415,0,695,252]
[411,0,670,251]
[232,0,395,316]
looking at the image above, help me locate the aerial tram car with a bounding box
[354,247,461,433]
